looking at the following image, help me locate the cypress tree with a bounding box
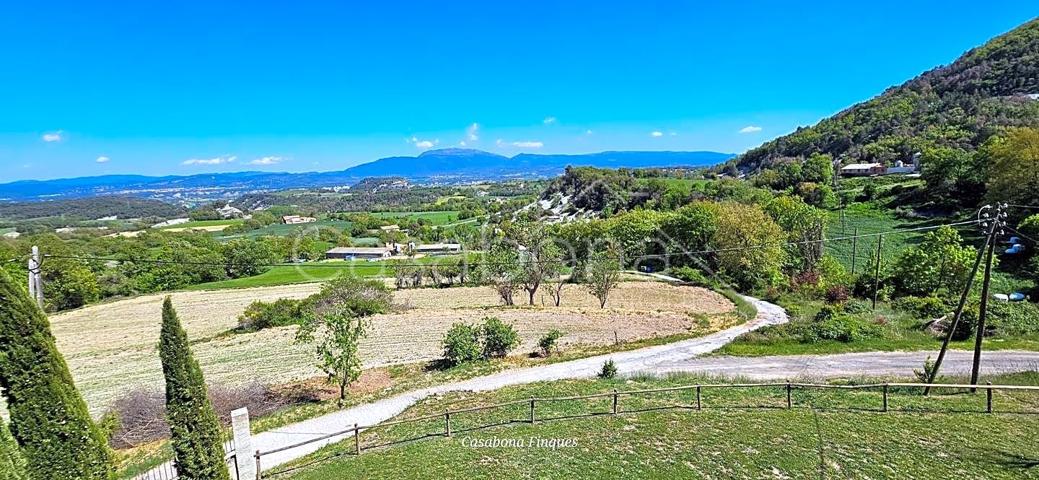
[0,418,27,480]
[158,297,230,480]
[0,268,113,480]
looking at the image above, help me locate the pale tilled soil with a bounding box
[49,282,733,414]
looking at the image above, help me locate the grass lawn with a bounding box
[372,211,460,226]
[273,372,1039,479]
[187,256,466,290]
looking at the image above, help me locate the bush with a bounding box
[538,330,564,357]
[824,285,850,305]
[237,298,311,331]
[795,307,884,343]
[843,300,872,314]
[893,296,949,319]
[670,266,713,287]
[481,317,520,359]
[599,359,618,379]
[442,323,482,366]
[0,419,26,480]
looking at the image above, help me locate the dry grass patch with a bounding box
[49,282,733,415]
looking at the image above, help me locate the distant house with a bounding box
[840,163,886,177]
[217,205,244,219]
[325,246,393,260]
[413,243,463,255]
[282,215,317,225]
[886,160,918,175]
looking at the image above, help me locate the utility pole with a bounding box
[28,245,43,308]
[872,235,883,310]
[970,204,1007,391]
[926,205,1002,395]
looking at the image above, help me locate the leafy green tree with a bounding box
[712,203,786,290]
[660,202,718,266]
[890,226,977,297]
[585,249,621,309]
[222,238,276,278]
[482,243,522,305]
[297,278,391,402]
[802,153,834,185]
[921,146,985,207]
[42,258,100,311]
[481,317,519,358]
[985,127,1039,207]
[514,222,563,305]
[442,323,482,366]
[0,268,114,480]
[765,195,827,272]
[158,297,229,480]
[604,209,671,266]
[0,419,26,480]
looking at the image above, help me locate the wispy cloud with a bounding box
[42,131,63,142]
[543,116,557,125]
[95,156,110,164]
[249,156,284,166]
[511,141,544,148]
[585,129,594,136]
[739,125,763,134]
[466,123,480,141]
[182,155,237,166]
[407,136,439,149]
[650,131,664,138]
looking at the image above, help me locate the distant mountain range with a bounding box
[0,149,733,202]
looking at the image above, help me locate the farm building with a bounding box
[413,243,462,255]
[840,163,886,177]
[325,246,393,260]
[282,215,317,224]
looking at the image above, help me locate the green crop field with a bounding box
[275,372,1039,479]
[372,211,460,226]
[187,255,466,290]
[222,219,354,239]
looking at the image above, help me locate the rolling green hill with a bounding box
[735,18,1039,173]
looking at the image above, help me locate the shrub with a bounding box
[843,300,872,314]
[796,307,884,343]
[671,266,713,287]
[599,359,618,379]
[237,298,311,331]
[0,419,26,480]
[893,296,949,319]
[481,317,520,359]
[0,268,113,479]
[159,297,231,480]
[824,285,850,305]
[538,330,564,357]
[442,323,482,366]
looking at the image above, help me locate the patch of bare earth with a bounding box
[49,282,732,415]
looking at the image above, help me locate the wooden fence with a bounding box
[257,381,1039,478]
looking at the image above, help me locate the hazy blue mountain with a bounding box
[0,149,732,202]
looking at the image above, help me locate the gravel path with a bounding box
[252,295,788,470]
[651,350,1039,380]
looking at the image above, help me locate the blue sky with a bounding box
[0,2,1036,181]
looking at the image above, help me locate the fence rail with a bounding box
[256,380,1039,477]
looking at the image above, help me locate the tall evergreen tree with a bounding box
[0,269,113,480]
[0,418,27,480]
[158,297,230,480]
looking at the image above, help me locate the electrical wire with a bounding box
[37,219,982,269]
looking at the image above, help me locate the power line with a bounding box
[1007,204,1039,210]
[38,219,981,269]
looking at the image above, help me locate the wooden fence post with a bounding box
[529,397,536,423]
[253,451,261,480]
[986,382,993,413]
[882,384,889,412]
[696,386,702,411]
[612,389,619,415]
[786,382,792,409]
[445,412,452,437]
[354,423,361,454]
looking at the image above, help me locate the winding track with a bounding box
[251,295,788,470]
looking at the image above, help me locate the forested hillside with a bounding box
[735,18,1039,173]
[0,196,185,222]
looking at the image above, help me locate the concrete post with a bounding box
[231,408,256,480]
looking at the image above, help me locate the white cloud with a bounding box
[543,116,557,125]
[182,155,237,166]
[585,129,594,135]
[511,141,544,148]
[406,136,439,149]
[459,141,467,147]
[95,156,110,164]
[42,131,63,142]
[739,125,763,134]
[466,123,480,141]
[650,131,664,138]
[249,156,284,166]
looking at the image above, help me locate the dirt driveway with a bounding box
[50,282,734,414]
